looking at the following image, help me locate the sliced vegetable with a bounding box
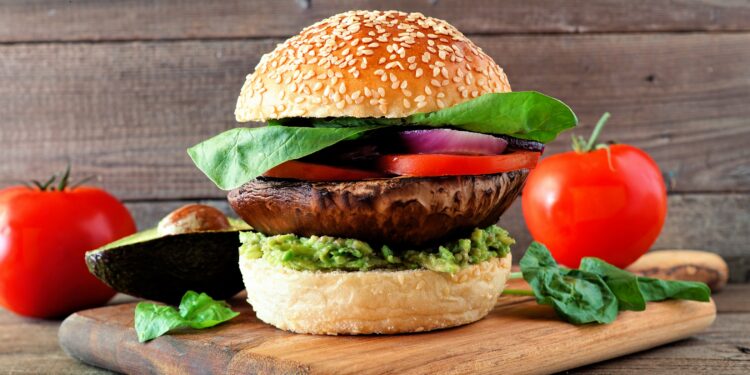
[377,151,539,177]
[399,129,508,155]
[263,160,385,181]
[501,136,545,153]
[188,126,381,190]
[190,92,577,190]
[134,290,239,342]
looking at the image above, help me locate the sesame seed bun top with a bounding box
[235,10,511,122]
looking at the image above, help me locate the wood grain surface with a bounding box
[57,283,717,375]
[1,33,748,198]
[2,0,750,42]
[0,285,746,374]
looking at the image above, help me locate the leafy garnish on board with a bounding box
[507,242,711,324]
[135,291,239,342]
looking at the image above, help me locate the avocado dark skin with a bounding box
[85,231,244,304]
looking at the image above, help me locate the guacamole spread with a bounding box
[239,225,513,273]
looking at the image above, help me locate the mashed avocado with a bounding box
[239,225,513,273]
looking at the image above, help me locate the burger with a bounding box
[189,10,576,334]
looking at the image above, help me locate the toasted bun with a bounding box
[239,255,511,335]
[236,10,511,122]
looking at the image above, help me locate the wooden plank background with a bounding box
[0,0,748,281]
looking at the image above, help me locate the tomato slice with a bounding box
[377,151,540,177]
[263,160,385,181]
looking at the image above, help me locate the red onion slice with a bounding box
[399,129,508,155]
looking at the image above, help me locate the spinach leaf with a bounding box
[134,291,239,342]
[273,91,577,143]
[188,126,379,190]
[520,242,618,324]
[409,91,577,143]
[638,277,711,302]
[579,257,646,311]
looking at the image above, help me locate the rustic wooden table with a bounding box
[1,285,747,374]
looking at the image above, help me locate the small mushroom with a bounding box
[157,204,231,236]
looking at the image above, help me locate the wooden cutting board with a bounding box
[59,280,716,375]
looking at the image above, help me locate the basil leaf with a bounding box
[188,126,379,190]
[637,277,711,302]
[178,291,241,329]
[520,242,618,324]
[408,91,577,143]
[134,303,186,343]
[134,291,239,342]
[579,257,646,311]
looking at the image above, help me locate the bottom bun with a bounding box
[239,255,511,335]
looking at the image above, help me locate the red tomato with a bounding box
[264,160,385,181]
[522,144,667,269]
[0,186,136,318]
[377,151,540,177]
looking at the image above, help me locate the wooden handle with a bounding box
[627,250,729,292]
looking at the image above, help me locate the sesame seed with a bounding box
[403,98,411,108]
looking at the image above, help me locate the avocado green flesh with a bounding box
[240,225,514,273]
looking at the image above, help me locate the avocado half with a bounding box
[85,220,248,304]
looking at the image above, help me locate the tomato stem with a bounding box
[572,112,611,153]
[26,164,93,192]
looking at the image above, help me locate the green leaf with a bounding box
[276,91,577,143]
[187,126,379,190]
[178,291,240,329]
[408,91,577,143]
[134,291,239,342]
[637,277,711,303]
[579,257,646,311]
[520,242,618,324]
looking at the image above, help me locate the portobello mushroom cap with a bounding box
[228,170,528,247]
